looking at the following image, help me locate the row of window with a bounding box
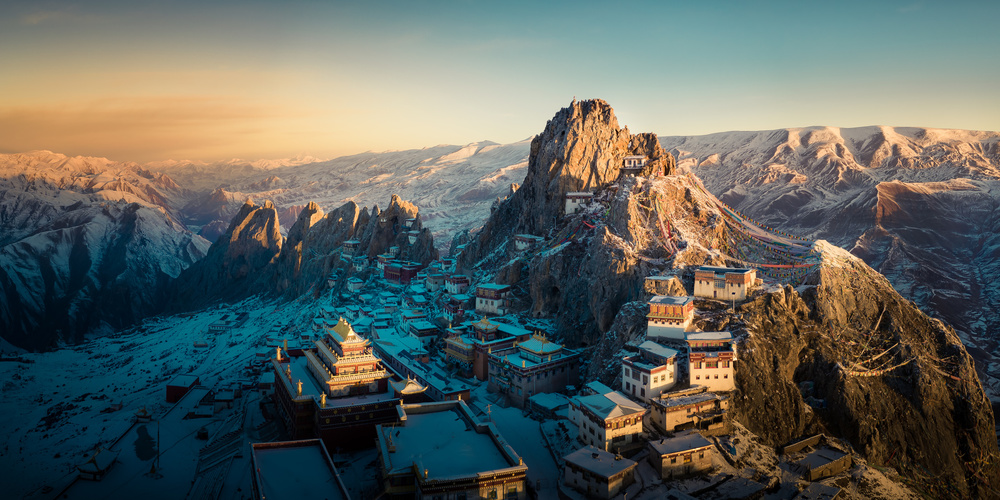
[691,360,730,369]
[693,374,729,380]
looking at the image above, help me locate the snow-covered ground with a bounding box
[0,296,308,499]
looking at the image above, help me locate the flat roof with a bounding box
[528,392,571,410]
[251,440,349,500]
[648,431,713,456]
[380,406,513,479]
[697,266,753,274]
[686,331,733,342]
[649,295,695,306]
[638,341,678,359]
[653,392,720,410]
[167,374,199,387]
[563,445,636,478]
[477,283,511,290]
[799,448,848,469]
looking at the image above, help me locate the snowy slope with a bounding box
[660,126,1000,398]
[0,151,210,349]
[163,140,531,246]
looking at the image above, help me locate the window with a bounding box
[684,453,692,463]
[641,388,645,397]
[670,457,676,464]
[695,375,700,380]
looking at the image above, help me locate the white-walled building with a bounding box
[622,155,648,174]
[475,283,511,315]
[622,341,679,402]
[646,296,696,340]
[445,275,470,295]
[693,266,757,301]
[565,192,593,215]
[569,382,647,453]
[686,332,736,392]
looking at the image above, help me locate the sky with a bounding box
[1,0,998,162]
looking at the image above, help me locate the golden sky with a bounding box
[2,1,998,162]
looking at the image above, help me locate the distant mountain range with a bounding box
[3,126,1000,403]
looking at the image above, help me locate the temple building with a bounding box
[376,401,528,499]
[475,283,512,315]
[621,341,679,402]
[693,266,758,301]
[569,382,647,453]
[271,318,400,447]
[444,318,531,381]
[488,333,580,407]
[646,295,695,340]
[686,331,736,392]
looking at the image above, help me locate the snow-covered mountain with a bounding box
[660,126,1000,397]
[0,151,209,349]
[161,141,531,245]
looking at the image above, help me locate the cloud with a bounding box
[0,96,315,162]
[19,6,103,26]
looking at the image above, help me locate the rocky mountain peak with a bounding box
[460,99,676,267]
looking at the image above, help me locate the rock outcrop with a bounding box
[171,194,438,307]
[171,200,282,309]
[460,99,675,269]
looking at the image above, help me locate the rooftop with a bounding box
[251,440,349,500]
[563,445,636,478]
[477,283,511,291]
[648,296,695,306]
[638,341,679,359]
[575,391,645,421]
[518,334,562,355]
[686,331,733,342]
[379,403,519,480]
[697,266,753,275]
[167,374,199,387]
[799,447,848,469]
[647,431,713,456]
[653,392,721,410]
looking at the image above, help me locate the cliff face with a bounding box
[171,200,282,308]
[729,243,996,496]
